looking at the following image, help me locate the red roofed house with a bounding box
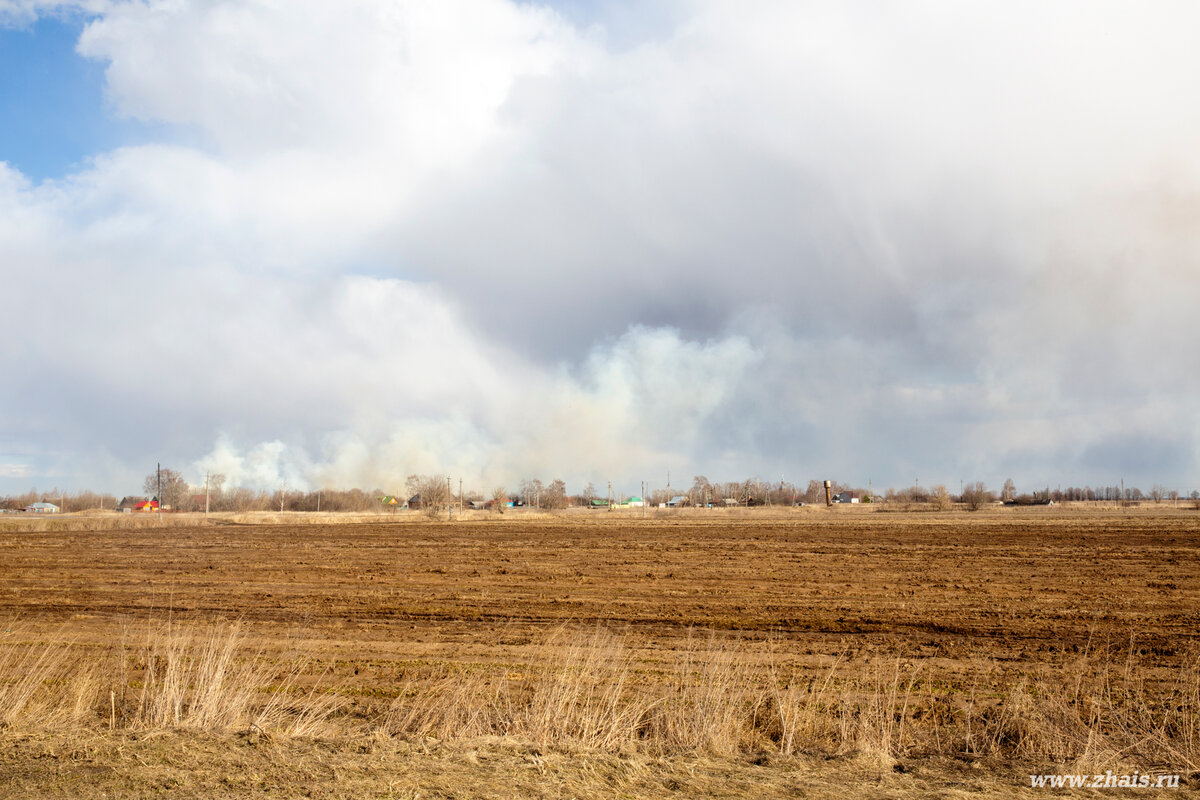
[118,497,159,513]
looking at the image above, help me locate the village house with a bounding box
[118,497,158,513]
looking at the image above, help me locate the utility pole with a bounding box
[459,477,463,516]
[641,480,646,518]
[447,475,453,520]
[317,489,321,513]
[607,481,612,512]
[205,472,210,518]
[157,463,161,522]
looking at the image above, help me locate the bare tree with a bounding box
[543,479,568,509]
[143,467,190,511]
[208,472,226,504]
[1001,478,1016,503]
[1150,485,1166,504]
[491,486,508,513]
[407,474,450,517]
[519,478,544,508]
[962,481,994,511]
[227,486,267,512]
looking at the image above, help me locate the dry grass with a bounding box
[1,620,345,738]
[0,629,100,730]
[961,642,1200,775]
[3,500,1192,532]
[3,619,1197,779]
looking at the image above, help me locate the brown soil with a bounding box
[3,507,1196,665]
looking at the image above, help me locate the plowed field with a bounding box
[3,507,1196,679]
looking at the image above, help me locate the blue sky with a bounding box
[0,15,114,180]
[1,1,1199,497]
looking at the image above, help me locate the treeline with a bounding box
[4,473,1198,514]
[197,487,389,513]
[1038,485,1197,503]
[0,489,119,512]
[650,477,869,506]
[0,486,393,513]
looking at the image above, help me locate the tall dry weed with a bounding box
[0,626,105,729]
[514,627,648,749]
[766,654,844,756]
[649,631,763,755]
[381,627,653,749]
[0,619,344,737]
[124,620,346,736]
[962,642,1200,773]
[382,667,508,739]
[842,658,921,769]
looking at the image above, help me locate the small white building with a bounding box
[26,502,60,513]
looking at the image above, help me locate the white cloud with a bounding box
[78,0,583,155]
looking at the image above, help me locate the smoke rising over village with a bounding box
[2,0,1199,494]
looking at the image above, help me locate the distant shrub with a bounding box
[930,486,952,511]
[961,482,994,511]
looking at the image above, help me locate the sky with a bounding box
[1,0,1199,497]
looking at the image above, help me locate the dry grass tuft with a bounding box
[1,620,344,737]
[962,642,1200,773]
[119,620,345,736]
[651,631,761,755]
[0,628,103,730]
